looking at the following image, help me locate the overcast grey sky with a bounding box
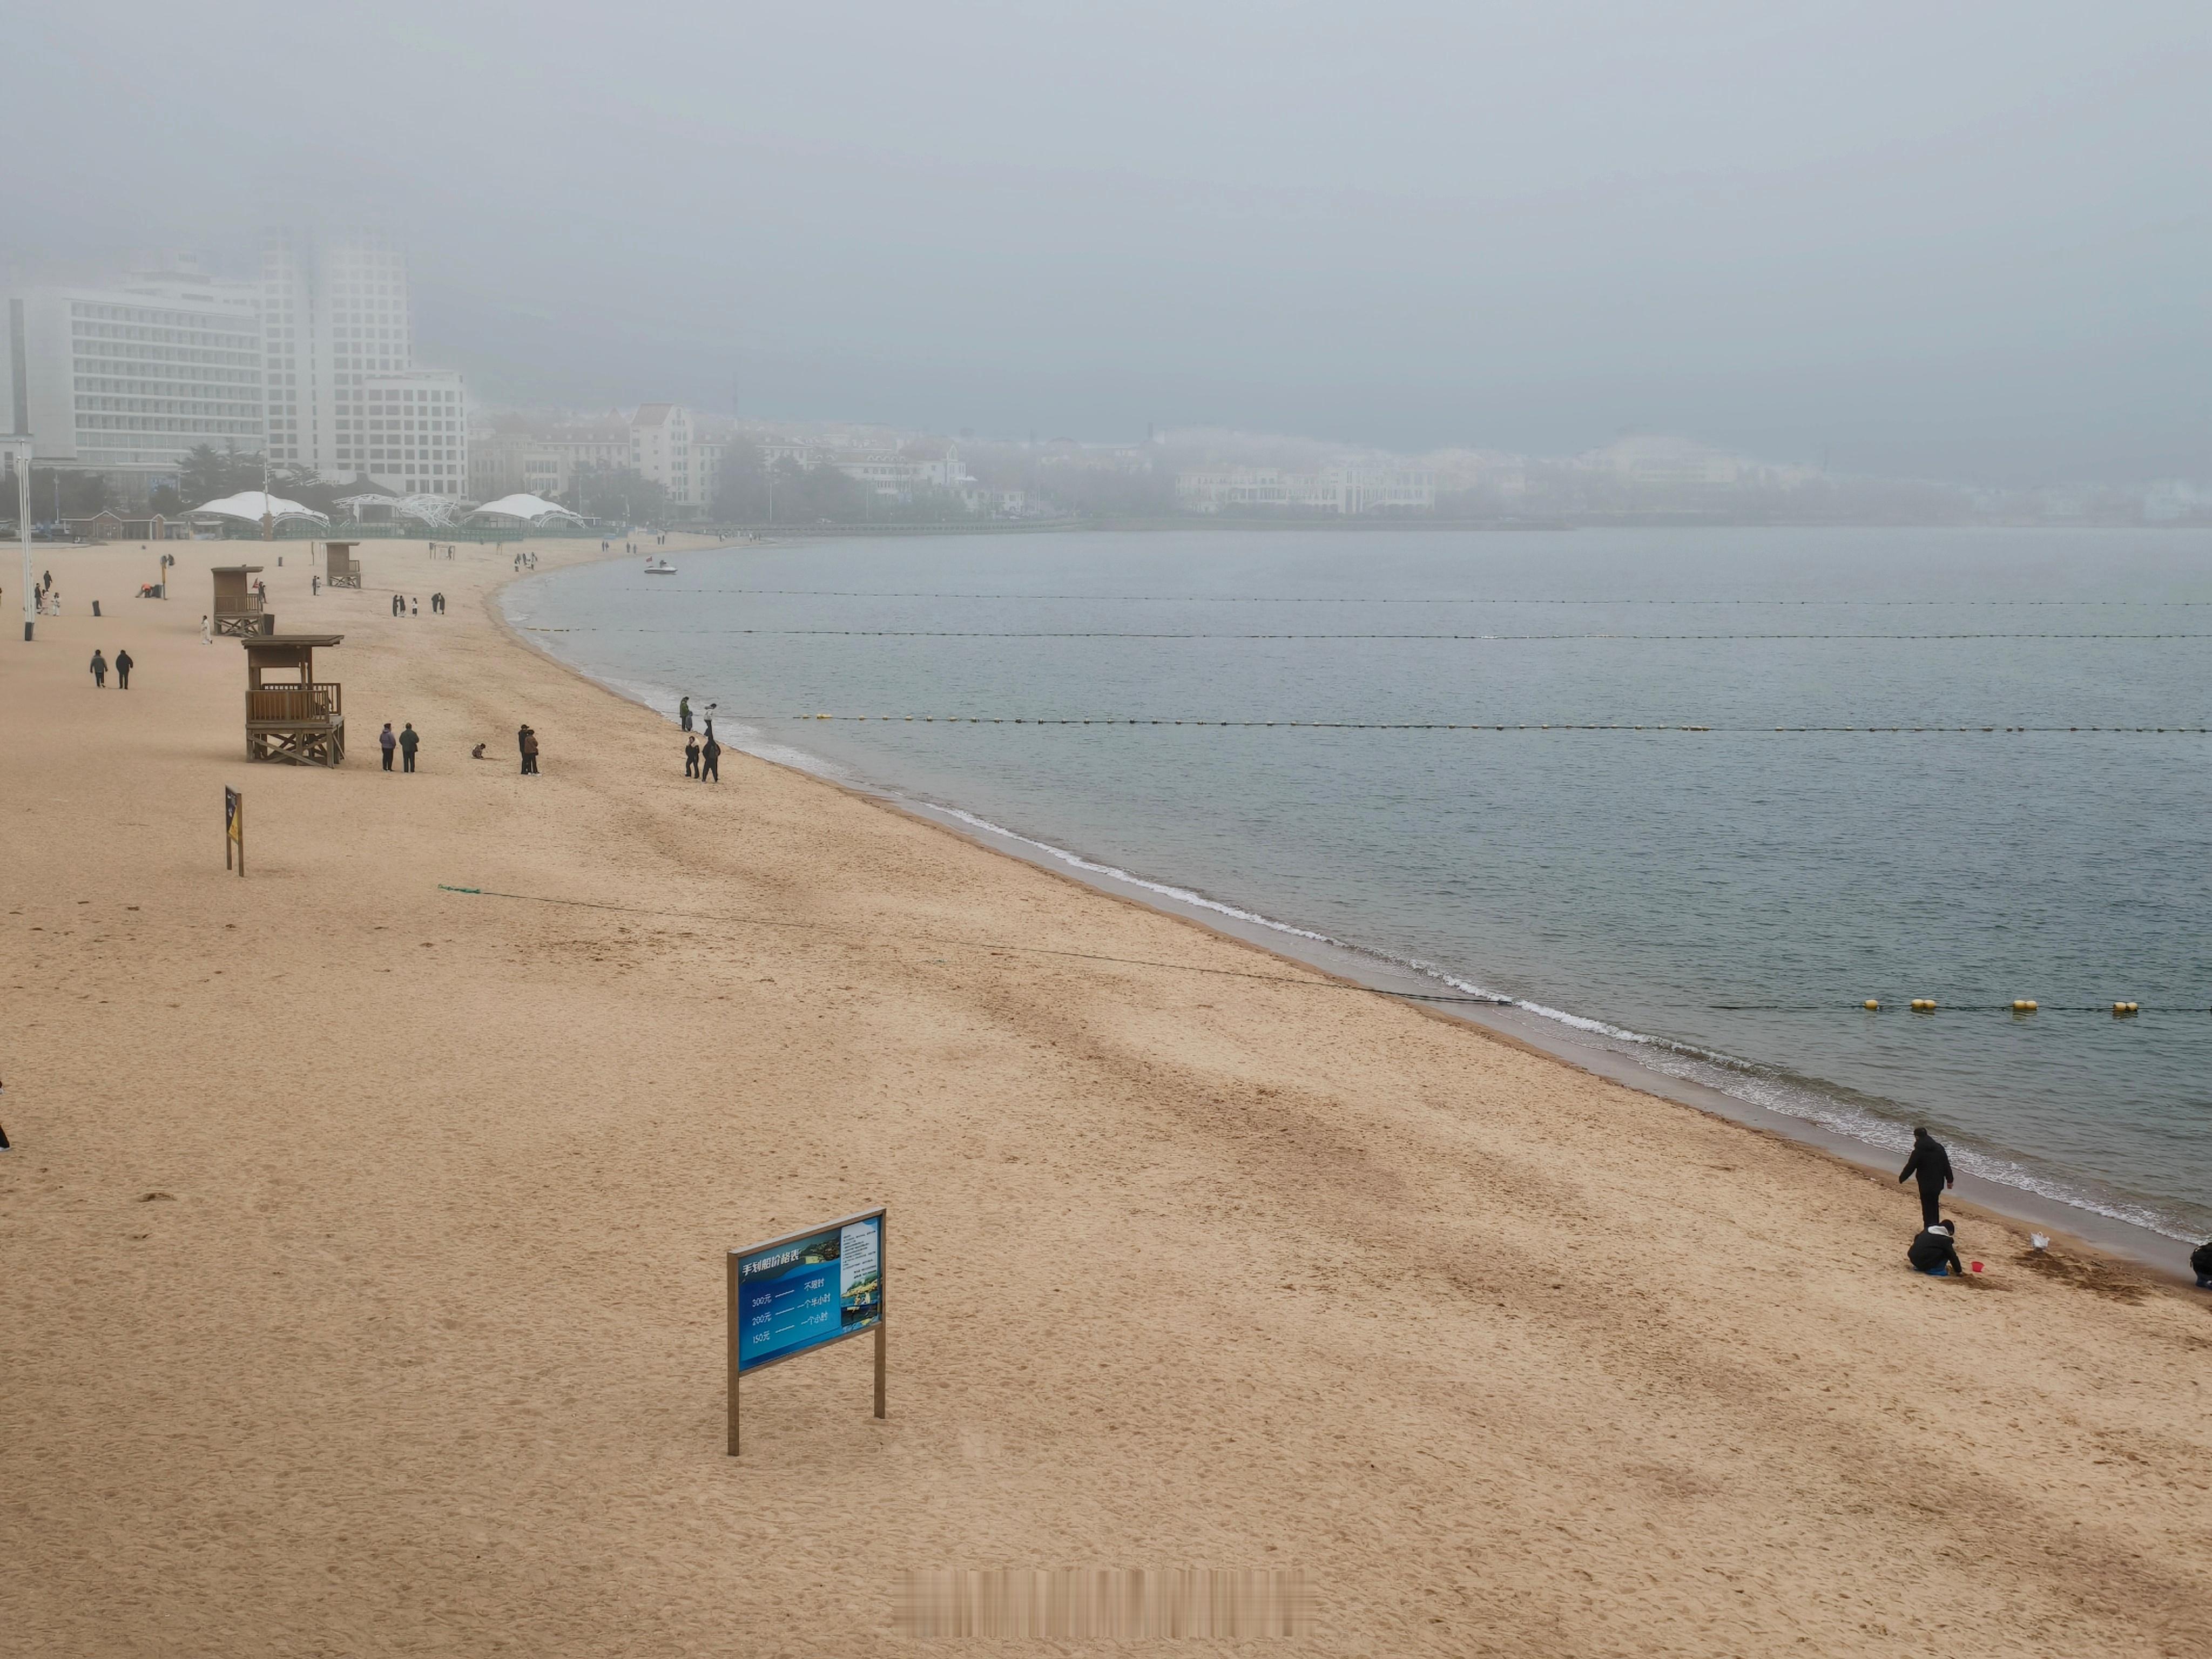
[10,2,2208,480]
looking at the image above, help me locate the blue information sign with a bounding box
[734,1211,885,1374]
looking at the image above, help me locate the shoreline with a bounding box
[505,547,2201,1283]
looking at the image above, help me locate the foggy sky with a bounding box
[10,2,2209,482]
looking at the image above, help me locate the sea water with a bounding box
[507,528,2212,1242]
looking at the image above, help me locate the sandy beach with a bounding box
[4,534,2210,1656]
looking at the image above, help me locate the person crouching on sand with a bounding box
[1908,1219,1965,1278]
[2193,1239,2212,1289]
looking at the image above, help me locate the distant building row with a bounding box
[470,404,725,514]
[1175,464,1437,514]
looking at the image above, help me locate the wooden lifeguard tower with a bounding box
[323,541,362,589]
[212,565,272,636]
[243,633,346,766]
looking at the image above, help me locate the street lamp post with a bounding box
[11,437,30,642]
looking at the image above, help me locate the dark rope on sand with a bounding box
[433,886,1510,1006]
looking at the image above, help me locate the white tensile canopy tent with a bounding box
[466,493,585,527]
[190,491,332,531]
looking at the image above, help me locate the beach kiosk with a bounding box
[242,633,346,766]
[323,541,362,589]
[211,565,272,636]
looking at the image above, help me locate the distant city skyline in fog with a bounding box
[6,1,2209,485]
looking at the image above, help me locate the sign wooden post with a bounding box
[727,1207,886,1457]
[225,787,244,876]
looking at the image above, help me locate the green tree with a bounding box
[565,463,668,525]
[176,443,264,507]
[711,452,876,523]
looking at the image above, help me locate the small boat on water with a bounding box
[644,558,677,575]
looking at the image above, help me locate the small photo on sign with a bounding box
[839,1220,881,1329]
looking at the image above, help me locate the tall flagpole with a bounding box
[15,438,30,643]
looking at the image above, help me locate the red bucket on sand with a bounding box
[1970,1262,1984,1273]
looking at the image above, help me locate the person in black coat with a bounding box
[114,648,133,689]
[700,734,721,782]
[1898,1127,1954,1228]
[2192,1240,2212,1289]
[684,737,700,778]
[1907,1220,1965,1278]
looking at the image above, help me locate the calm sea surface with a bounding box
[508,528,2212,1240]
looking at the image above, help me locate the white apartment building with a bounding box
[349,369,468,497]
[1,269,264,501]
[1176,464,1435,514]
[630,403,702,511]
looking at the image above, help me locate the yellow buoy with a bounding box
[2113,1001,2139,1016]
[2012,1000,2038,1013]
[1911,998,1936,1011]
[1863,999,1880,1011]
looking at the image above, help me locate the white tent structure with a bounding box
[190,491,331,531]
[335,492,469,527]
[467,493,584,527]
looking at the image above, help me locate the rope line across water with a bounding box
[711,716,2212,733]
[650,588,2212,606]
[526,627,2212,640]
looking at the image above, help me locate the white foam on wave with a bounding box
[936,806,1340,945]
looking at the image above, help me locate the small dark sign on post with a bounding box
[727,1207,885,1455]
[225,787,244,876]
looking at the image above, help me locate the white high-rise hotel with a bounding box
[260,222,465,496]
[1,266,264,503]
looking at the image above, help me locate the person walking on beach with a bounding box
[1907,1219,1965,1278]
[201,613,213,644]
[380,722,397,771]
[399,722,420,773]
[684,736,700,778]
[113,648,132,690]
[679,695,693,733]
[523,726,541,774]
[700,732,721,783]
[312,574,320,595]
[1898,1127,1955,1228]
[89,649,107,688]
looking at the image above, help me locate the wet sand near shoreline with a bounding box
[4,536,2210,1656]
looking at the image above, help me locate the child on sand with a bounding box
[2193,1240,2212,1289]
[1907,1220,1965,1278]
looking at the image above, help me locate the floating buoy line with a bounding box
[1732,1000,2200,1014]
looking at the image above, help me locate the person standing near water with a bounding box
[684,736,700,778]
[1898,1128,1955,1229]
[700,732,720,783]
[679,696,692,733]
